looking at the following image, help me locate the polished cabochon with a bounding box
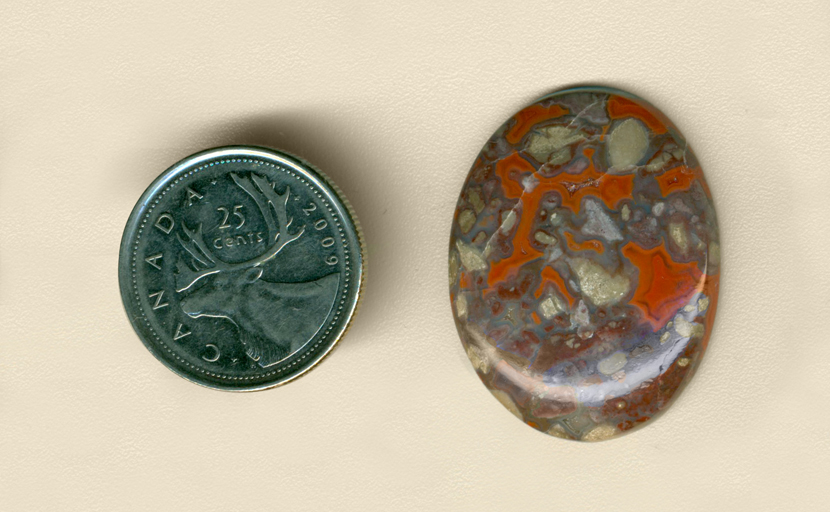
[449,87,720,440]
[119,146,364,391]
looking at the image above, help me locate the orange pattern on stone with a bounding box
[505,104,569,144]
[533,266,577,307]
[564,231,605,254]
[494,152,534,198]
[458,272,472,290]
[486,202,543,288]
[622,241,704,330]
[496,149,635,214]
[656,165,700,195]
[489,149,634,288]
[608,95,668,134]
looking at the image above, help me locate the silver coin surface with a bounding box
[119,146,364,390]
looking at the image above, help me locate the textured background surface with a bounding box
[1,1,828,510]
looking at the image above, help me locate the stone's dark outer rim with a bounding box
[118,145,365,392]
[535,85,658,108]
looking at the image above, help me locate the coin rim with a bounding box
[118,145,365,392]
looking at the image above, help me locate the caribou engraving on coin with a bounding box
[175,173,340,368]
[119,147,364,391]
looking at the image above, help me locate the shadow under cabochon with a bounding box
[449,87,719,441]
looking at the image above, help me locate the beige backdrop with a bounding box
[1,1,829,511]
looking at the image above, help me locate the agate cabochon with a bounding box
[449,87,720,441]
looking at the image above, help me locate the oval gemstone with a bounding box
[449,87,720,441]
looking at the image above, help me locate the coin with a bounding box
[119,146,365,391]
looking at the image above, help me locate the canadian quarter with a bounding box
[119,146,365,391]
